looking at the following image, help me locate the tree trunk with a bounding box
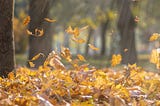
[85,28,93,56]
[100,20,109,55]
[28,0,53,68]
[0,0,15,77]
[118,0,137,64]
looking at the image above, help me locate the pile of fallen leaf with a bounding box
[0,61,160,106]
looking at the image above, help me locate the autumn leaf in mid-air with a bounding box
[88,44,99,51]
[30,53,45,61]
[149,33,160,41]
[66,26,80,37]
[23,16,30,26]
[71,36,86,44]
[26,29,33,35]
[124,48,128,52]
[111,54,122,66]
[77,54,86,62]
[35,28,44,37]
[44,18,56,23]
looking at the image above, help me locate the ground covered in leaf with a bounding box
[0,63,160,106]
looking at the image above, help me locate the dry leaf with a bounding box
[26,29,33,35]
[88,44,99,51]
[124,48,128,52]
[111,54,122,66]
[71,37,86,44]
[30,53,45,61]
[35,28,44,37]
[44,18,56,23]
[23,16,30,26]
[77,54,86,62]
[149,33,160,41]
[29,61,35,68]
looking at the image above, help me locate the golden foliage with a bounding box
[1,63,160,105]
[77,54,86,62]
[149,33,160,41]
[111,54,122,66]
[88,44,99,51]
[23,16,30,26]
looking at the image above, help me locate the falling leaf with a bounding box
[71,37,86,44]
[29,61,35,68]
[44,18,56,23]
[66,26,80,37]
[150,49,158,64]
[124,48,128,52]
[149,33,160,41]
[88,44,99,51]
[30,53,45,61]
[60,47,72,62]
[23,16,30,26]
[77,54,86,62]
[35,28,44,37]
[111,54,122,66]
[134,16,139,22]
[26,29,33,35]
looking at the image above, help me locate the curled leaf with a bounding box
[88,44,99,51]
[35,28,44,37]
[26,29,33,35]
[44,18,56,23]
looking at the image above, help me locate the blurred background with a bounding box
[14,0,160,70]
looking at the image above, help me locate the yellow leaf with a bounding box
[60,47,72,62]
[88,44,99,51]
[44,18,56,23]
[149,33,160,41]
[35,28,44,37]
[71,36,86,44]
[111,54,122,67]
[66,26,80,37]
[30,53,45,61]
[77,54,86,61]
[26,29,33,35]
[8,72,15,80]
[73,27,80,37]
[150,49,158,64]
[23,16,30,26]
[29,61,35,68]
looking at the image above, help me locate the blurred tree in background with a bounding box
[28,0,55,68]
